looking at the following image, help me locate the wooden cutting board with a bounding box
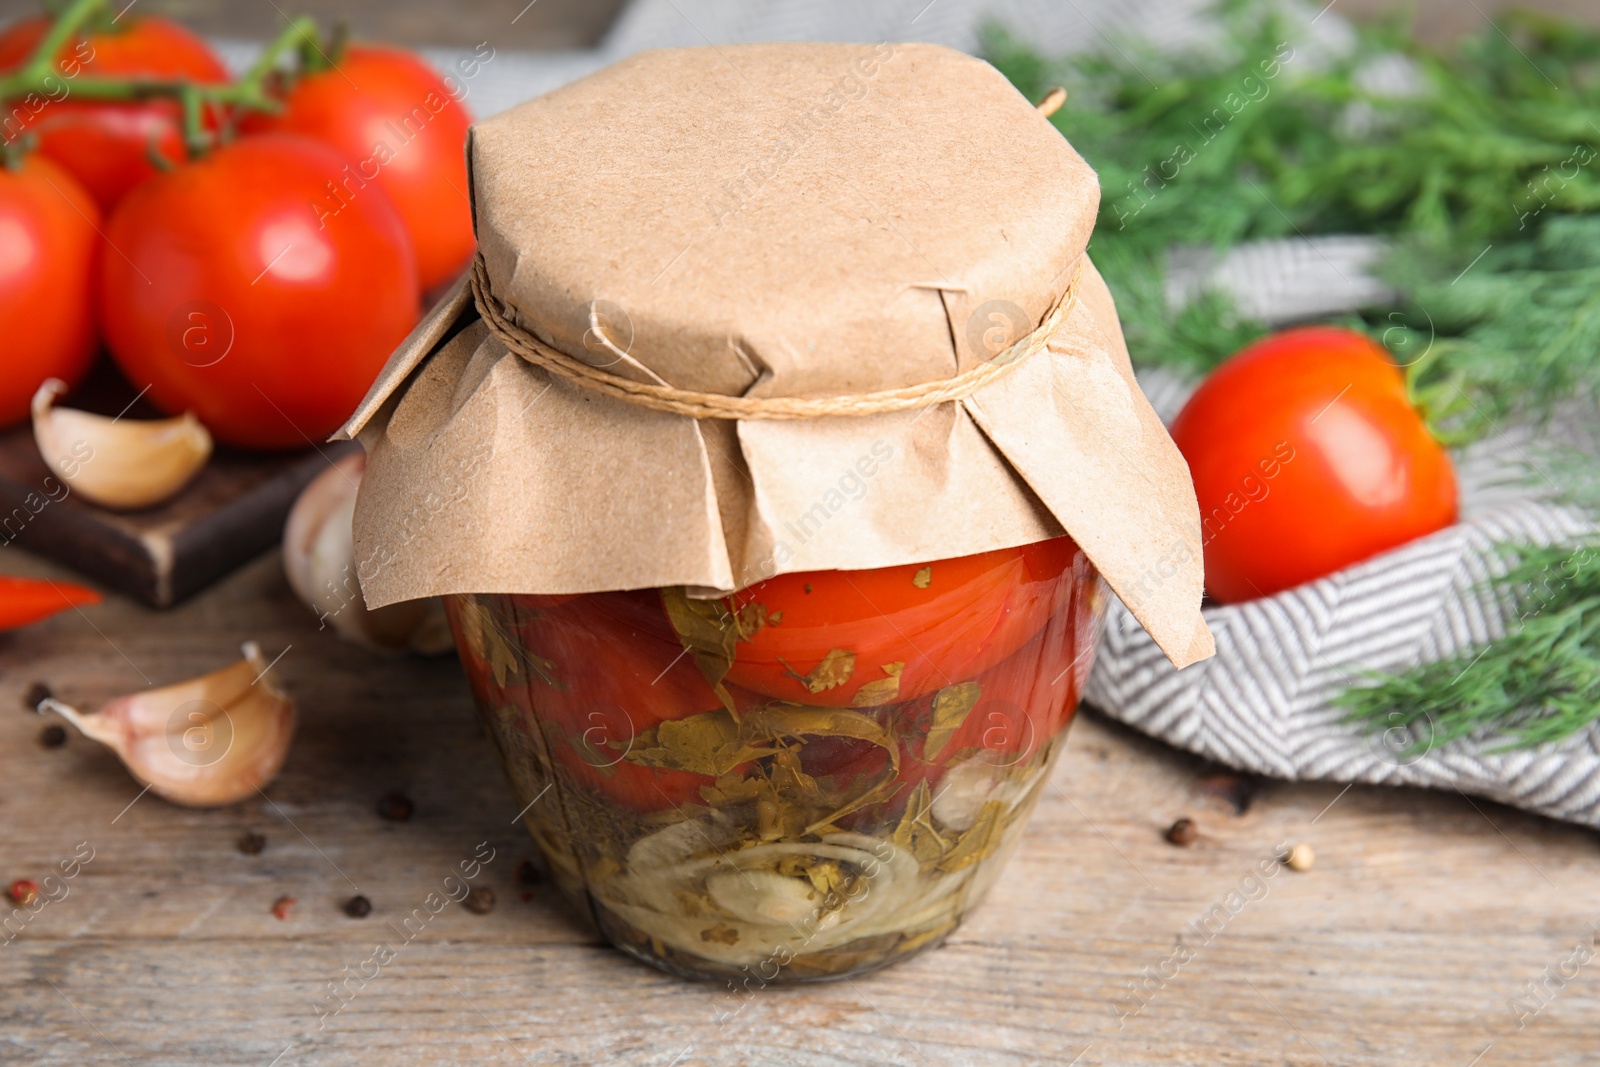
[0,365,358,607]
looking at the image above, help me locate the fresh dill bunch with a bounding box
[988,3,1600,248]
[984,4,1600,379]
[986,1,1353,256]
[1339,543,1600,752]
[1297,12,1600,243]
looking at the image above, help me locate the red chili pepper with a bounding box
[0,576,100,629]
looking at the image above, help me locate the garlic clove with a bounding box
[39,642,296,807]
[32,378,212,510]
[283,452,453,656]
[282,450,362,613]
[930,759,1013,832]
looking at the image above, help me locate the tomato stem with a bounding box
[290,19,344,76]
[143,129,176,171]
[240,15,319,93]
[1403,340,1482,447]
[0,3,319,160]
[24,0,104,85]
[327,21,350,68]
[178,84,207,157]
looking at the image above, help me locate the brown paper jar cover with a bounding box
[339,42,1214,670]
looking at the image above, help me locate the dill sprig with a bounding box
[1338,544,1600,751]
[1381,216,1600,440]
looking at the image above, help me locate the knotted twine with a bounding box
[466,255,1085,422]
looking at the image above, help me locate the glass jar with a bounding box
[445,534,1105,982]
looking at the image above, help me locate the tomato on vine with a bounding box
[0,153,99,428]
[0,13,229,210]
[245,45,476,292]
[1171,326,1458,603]
[97,134,420,450]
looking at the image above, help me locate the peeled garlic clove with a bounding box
[31,378,212,510]
[39,642,296,807]
[931,759,1010,832]
[283,452,453,656]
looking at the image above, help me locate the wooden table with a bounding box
[2,546,1596,1066]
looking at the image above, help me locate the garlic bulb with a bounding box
[283,451,453,655]
[39,642,296,807]
[32,378,211,510]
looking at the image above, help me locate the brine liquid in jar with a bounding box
[446,534,1105,982]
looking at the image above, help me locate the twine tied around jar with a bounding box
[466,255,1086,422]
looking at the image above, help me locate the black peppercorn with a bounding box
[463,887,495,915]
[343,894,373,918]
[377,791,414,822]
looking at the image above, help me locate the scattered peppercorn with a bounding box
[271,895,297,920]
[1165,817,1199,846]
[463,887,495,915]
[8,879,40,906]
[1283,843,1315,872]
[237,830,266,855]
[514,859,544,887]
[22,682,51,712]
[377,791,414,822]
[38,724,67,748]
[343,894,373,918]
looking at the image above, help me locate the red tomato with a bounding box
[97,134,420,450]
[506,590,728,812]
[0,16,228,211]
[720,536,1083,707]
[1171,326,1458,604]
[0,155,98,426]
[244,46,475,291]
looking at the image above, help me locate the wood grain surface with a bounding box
[1,546,1596,1066]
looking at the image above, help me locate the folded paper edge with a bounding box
[335,275,476,442]
[958,258,1215,671]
